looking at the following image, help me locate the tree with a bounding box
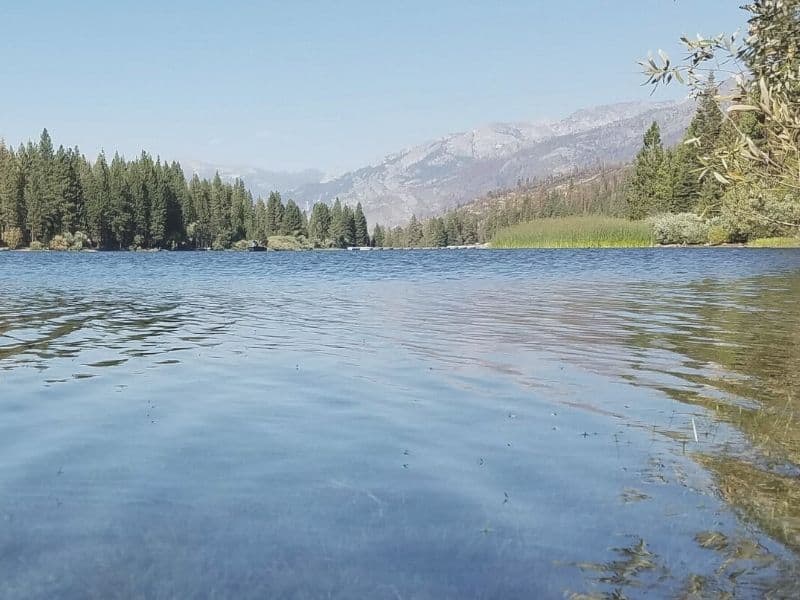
[265,191,284,236]
[308,202,331,245]
[342,204,356,247]
[353,202,369,246]
[54,147,84,234]
[642,1,800,231]
[405,214,423,246]
[210,172,231,242]
[85,151,111,247]
[626,122,670,219]
[252,198,268,241]
[371,223,384,247]
[281,199,304,236]
[109,152,133,248]
[425,217,448,247]
[230,179,250,240]
[0,142,24,237]
[329,198,346,247]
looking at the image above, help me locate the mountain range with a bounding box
[191,98,695,226]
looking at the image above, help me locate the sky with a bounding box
[0,1,747,175]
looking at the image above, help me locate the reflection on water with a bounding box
[0,249,799,599]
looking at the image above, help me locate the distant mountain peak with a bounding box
[288,98,694,225]
[192,98,695,226]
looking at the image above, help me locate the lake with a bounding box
[1,249,799,599]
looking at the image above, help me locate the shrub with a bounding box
[706,218,731,246]
[49,232,91,251]
[29,240,45,251]
[71,231,90,250]
[649,213,709,245]
[1,227,23,249]
[131,234,145,250]
[232,239,252,251]
[266,235,312,251]
[718,187,800,242]
[49,234,70,251]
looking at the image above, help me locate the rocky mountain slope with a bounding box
[289,99,695,225]
[193,98,695,226]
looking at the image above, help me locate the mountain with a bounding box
[288,99,695,225]
[182,160,324,201]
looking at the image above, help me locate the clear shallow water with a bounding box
[1,249,799,599]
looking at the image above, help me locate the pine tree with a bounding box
[329,198,345,246]
[342,204,356,247]
[210,172,231,243]
[371,223,384,247]
[406,214,423,246]
[252,198,268,241]
[54,147,84,234]
[626,121,668,219]
[671,77,725,214]
[308,202,331,244]
[425,217,448,247]
[230,179,250,240]
[109,152,133,248]
[265,191,284,237]
[281,199,303,235]
[85,151,111,247]
[0,142,24,237]
[353,202,369,246]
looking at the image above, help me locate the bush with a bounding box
[266,235,312,251]
[706,217,731,246]
[131,234,145,250]
[1,227,23,249]
[48,231,90,251]
[231,239,252,251]
[718,186,800,242]
[29,240,45,251]
[49,234,70,251]
[649,213,709,245]
[706,225,729,246]
[71,231,90,250]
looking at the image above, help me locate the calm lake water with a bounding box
[1,249,799,599]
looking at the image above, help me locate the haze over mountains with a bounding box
[194,98,695,226]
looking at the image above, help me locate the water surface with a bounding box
[1,249,799,598]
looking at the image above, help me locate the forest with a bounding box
[0,133,371,251]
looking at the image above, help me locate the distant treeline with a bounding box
[0,131,372,250]
[377,167,629,248]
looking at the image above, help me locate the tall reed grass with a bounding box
[491,216,654,248]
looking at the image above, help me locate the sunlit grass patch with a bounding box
[490,216,653,248]
[747,237,800,248]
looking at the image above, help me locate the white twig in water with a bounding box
[691,417,699,443]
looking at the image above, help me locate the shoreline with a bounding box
[2,242,798,253]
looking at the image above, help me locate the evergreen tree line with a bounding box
[625,81,726,220]
[625,75,798,242]
[0,129,372,250]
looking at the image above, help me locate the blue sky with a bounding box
[0,1,746,174]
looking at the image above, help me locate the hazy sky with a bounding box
[1,1,746,174]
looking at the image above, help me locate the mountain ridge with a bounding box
[193,98,695,225]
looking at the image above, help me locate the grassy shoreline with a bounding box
[490,216,654,249]
[489,216,800,249]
